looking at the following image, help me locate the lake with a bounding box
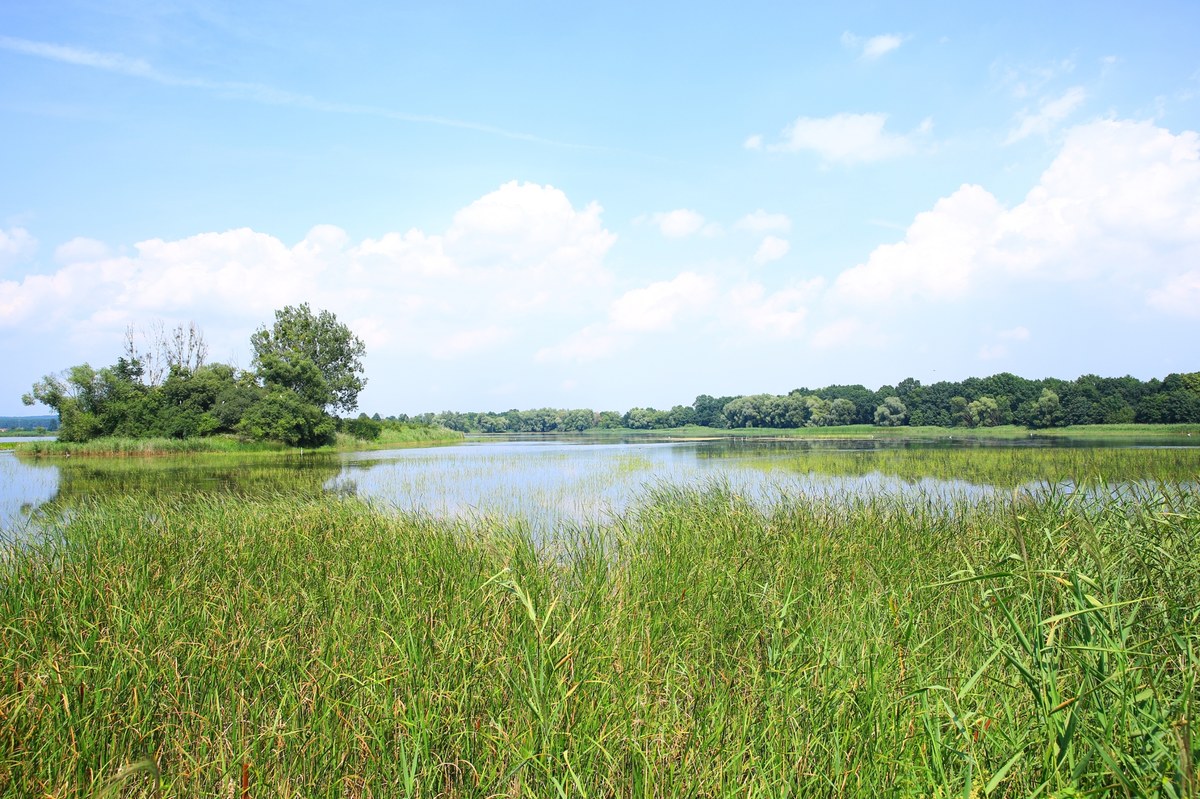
[4,435,1198,540]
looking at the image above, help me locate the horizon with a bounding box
[3,2,1199,416]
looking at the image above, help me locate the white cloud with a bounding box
[1006,86,1087,143]
[535,324,622,363]
[431,325,513,359]
[649,209,708,238]
[743,134,763,150]
[724,281,816,338]
[0,183,618,367]
[0,35,580,147]
[447,181,614,276]
[0,227,36,268]
[735,210,791,233]
[1147,270,1200,317]
[832,119,1200,316]
[994,58,1076,100]
[811,317,866,350]
[997,326,1031,341]
[978,344,1009,360]
[753,236,790,264]
[540,271,819,363]
[609,272,717,332]
[53,237,109,263]
[834,184,1003,303]
[767,113,926,163]
[841,32,906,60]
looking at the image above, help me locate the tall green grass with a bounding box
[16,426,462,460]
[600,423,1200,441]
[1,484,1196,796]
[743,444,1200,488]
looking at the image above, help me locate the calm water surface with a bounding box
[2,437,1196,538]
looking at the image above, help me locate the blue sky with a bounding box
[3,1,1199,416]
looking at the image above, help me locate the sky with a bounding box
[2,1,1199,417]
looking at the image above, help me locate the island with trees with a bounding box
[20,304,456,450]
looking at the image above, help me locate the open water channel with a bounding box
[3,435,1198,540]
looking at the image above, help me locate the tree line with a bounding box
[406,371,1200,433]
[22,305,376,447]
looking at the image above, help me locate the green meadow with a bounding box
[1,440,1197,797]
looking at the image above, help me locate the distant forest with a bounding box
[0,415,59,432]
[401,371,1200,433]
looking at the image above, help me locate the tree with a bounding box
[250,304,367,413]
[1026,389,1063,429]
[874,397,908,426]
[237,391,336,447]
[966,396,1003,427]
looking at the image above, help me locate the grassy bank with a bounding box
[13,425,462,459]
[2,484,1196,796]
[589,423,1200,441]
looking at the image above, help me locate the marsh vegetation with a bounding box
[1,437,1197,796]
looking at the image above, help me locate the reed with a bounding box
[1,482,1196,796]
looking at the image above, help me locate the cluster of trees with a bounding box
[409,371,1200,433]
[23,305,371,447]
[0,415,59,432]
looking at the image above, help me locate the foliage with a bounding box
[235,390,336,447]
[343,412,383,441]
[20,307,380,448]
[874,396,908,426]
[250,302,367,413]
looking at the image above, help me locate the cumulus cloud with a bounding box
[724,281,818,338]
[1006,86,1087,143]
[735,210,791,233]
[0,227,36,268]
[753,236,790,264]
[53,237,110,263]
[540,271,819,362]
[832,119,1200,315]
[766,112,928,164]
[647,209,709,238]
[609,273,717,332]
[0,182,617,365]
[841,32,906,60]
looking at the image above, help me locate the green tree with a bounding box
[874,397,908,426]
[250,303,367,413]
[966,396,1003,427]
[236,391,336,447]
[345,412,382,441]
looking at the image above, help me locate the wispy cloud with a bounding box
[1005,86,1087,143]
[841,32,907,61]
[765,112,930,164]
[0,34,591,148]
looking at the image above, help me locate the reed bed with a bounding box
[747,445,1200,489]
[1,483,1196,797]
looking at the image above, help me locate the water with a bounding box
[5,435,1196,538]
[0,451,59,539]
[327,439,999,530]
